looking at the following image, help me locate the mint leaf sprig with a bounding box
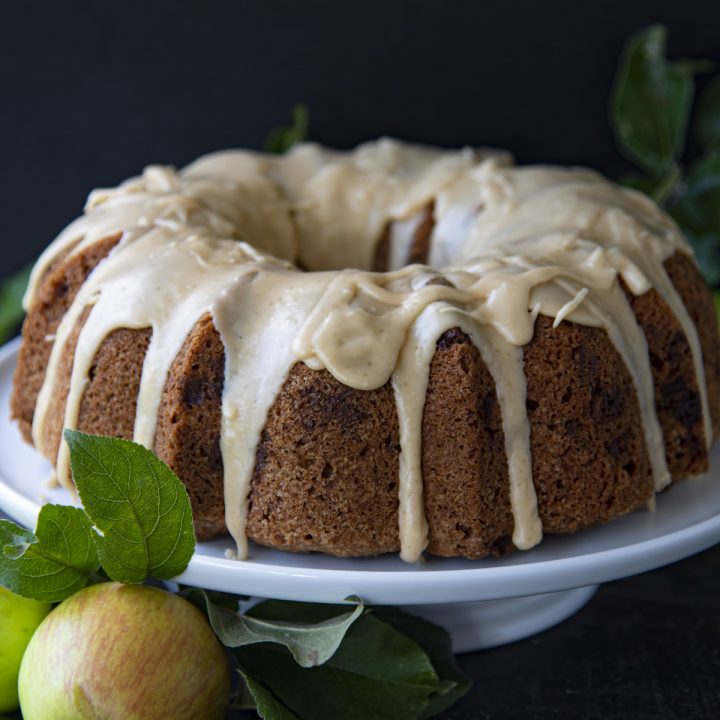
[611,24,720,288]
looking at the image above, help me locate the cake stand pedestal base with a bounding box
[409,584,598,652]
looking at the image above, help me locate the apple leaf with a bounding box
[697,75,720,151]
[611,24,703,178]
[64,430,195,583]
[620,164,682,205]
[263,104,310,154]
[0,505,100,602]
[669,151,720,286]
[609,25,720,289]
[233,613,447,720]
[186,589,364,668]
[239,672,302,720]
[0,263,31,344]
[372,608,471,719]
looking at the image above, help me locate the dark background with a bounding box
[2,4,720,719]
[1,0,720,281]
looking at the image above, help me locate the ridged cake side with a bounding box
[11,237,719,558]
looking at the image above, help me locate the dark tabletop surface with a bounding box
[436,543,720,720]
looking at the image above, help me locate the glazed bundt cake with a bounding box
[10,139,720,562]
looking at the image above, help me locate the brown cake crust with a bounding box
[372,204,434,272]
[11,233,121,442]
[407,202,434,265]
[153,315,226,541]
[422,328,513,558]
[40,311,152,463]
[663,253,720,441]
[524,316,653,534]
[38,308,89,460]
[372,223,390,273]
[625,283,706,479]
[246,363,401,556]
[423,316,655,555]
[75,328,152,443]
[621,252,720,481]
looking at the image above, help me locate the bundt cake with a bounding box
[10,139,720,562]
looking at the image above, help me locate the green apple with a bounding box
[0,587,52,713]
[19,583,230,720]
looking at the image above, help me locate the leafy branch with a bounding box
[611,24,720,287]
[263,104,310,154]
[0,264,30,345]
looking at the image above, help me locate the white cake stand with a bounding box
[2,337,719,652]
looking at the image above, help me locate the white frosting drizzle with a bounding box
[25,138,704,562]
[553,288,589,328]
[478,326,542,550]
[214,269,329,559]
[392,303,455,562]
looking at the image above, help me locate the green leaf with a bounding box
[263,104,310,154]
[714,291,720,324]
[186,590,364,668]
[234,613,443,720]
[682,230,720,288]
[0,505,100,602]
[179,585,247,610]
[239,673,302,720]
[669,151,720,286]
[620,165,681,205]
[372,608,472,719]
[698,75,720,150]
[611,25,701,176]
[620,172,663,196]
[232,670,259,711]
[0,264,31,344]
[64,430,195,583]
